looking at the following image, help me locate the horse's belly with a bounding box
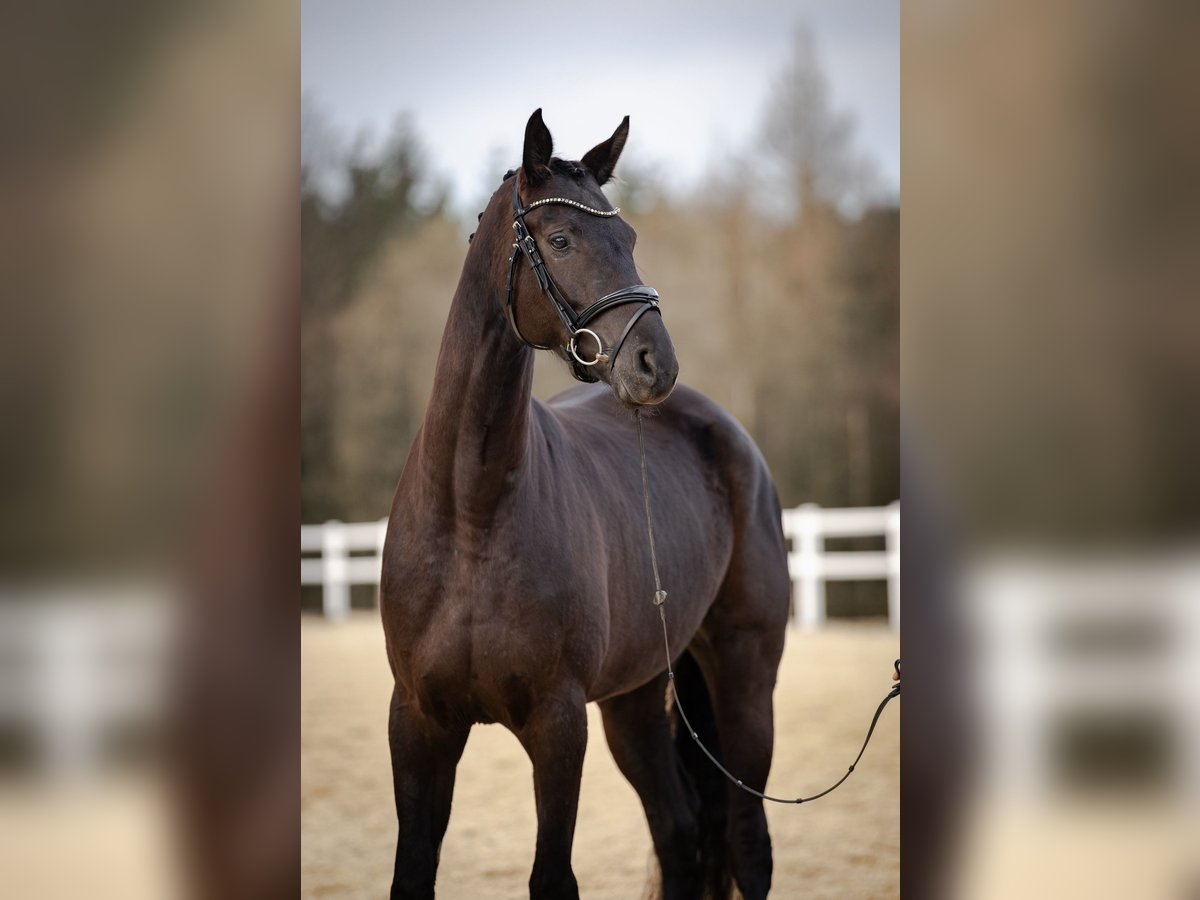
[588,531,731,700]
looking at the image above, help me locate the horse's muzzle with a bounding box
[613,333,678,407]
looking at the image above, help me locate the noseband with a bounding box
[503,179,661,383]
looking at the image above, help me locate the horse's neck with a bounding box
[416,243,536,522]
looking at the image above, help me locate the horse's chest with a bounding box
[384,530,605,723]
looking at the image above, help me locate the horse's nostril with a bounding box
[638,348,654,376]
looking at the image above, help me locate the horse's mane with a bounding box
[502,158,586,183]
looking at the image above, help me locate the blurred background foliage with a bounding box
[300,30,898,527]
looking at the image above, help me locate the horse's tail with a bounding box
[673,649,733,899]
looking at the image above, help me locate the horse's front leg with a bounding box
[517,690,588,900]
[388,687,469,900]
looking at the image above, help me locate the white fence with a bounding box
[783,502,900,630]
[968,556,1200,804]
[300,518,389,621]
[0,589,170,780]
[302,502,900,629]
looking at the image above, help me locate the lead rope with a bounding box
[633,408,901,805]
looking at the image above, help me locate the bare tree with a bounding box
[761,27,880,217]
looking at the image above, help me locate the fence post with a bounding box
[322,520,349,620]
[1184,573,1200,803]
[796,503,825,630]
[886,501,901,630]
[374,517,388,608]
[40,602,93,779]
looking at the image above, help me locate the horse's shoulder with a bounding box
[535,383,766,480]
[661,385,755,447]
[537,384,624,436]
[654,387,777,497]
[538,383,611,424]
[543,382,607,407]
[538,382,750,445]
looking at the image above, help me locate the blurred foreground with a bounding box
[904,1,1200,897]
[954,554,1200,898]
[1,2,297,898]
[0,588,178,899]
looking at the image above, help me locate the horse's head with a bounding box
[485,109,678,407]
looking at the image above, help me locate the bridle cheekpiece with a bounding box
[502,178,661,384]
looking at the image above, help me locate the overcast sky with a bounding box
[301,1,898,210]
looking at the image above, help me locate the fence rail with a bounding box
[302,502,900,629]
[0,590,169,780]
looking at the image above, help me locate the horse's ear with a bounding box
[582,116,629,185]
[522,108,554,187]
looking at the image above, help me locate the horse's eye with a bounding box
[549,234,569,250]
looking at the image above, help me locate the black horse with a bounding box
[381,109,790,899]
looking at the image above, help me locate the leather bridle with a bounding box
[502,179,661,384]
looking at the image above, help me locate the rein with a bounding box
[633,408,901,805]
[504,179,661,383]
